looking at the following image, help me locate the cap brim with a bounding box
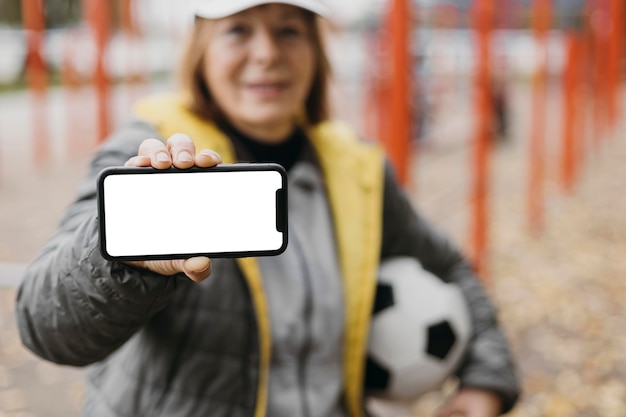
[194,0,329,19]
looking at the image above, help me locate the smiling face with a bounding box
[203,4,316,143]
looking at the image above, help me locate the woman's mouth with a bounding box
[245,82,289,99]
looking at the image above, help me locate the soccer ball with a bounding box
[364,256,472,401]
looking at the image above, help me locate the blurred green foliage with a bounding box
[0,0,133,29]
[0,0,82,28]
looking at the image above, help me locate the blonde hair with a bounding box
[177,12,332,125]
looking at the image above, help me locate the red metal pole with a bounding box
[590,0,611,145]
[21,0,50,166]
[120,0,135,32]
[561,33,580,193]
[84,0,112,143]
[614,0,626,122]
[609,0,624,131]
[119,0,148,104]
[386,0,412,186]
[62,30,88,158]
[469,0,494,277]
[527,0,551,234]
[576,20,592,171]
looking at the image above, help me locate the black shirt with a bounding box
[221,123,306,172]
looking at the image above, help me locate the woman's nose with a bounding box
[250,30,280,64]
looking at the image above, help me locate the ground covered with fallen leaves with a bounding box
[490,138,626,417]
[400,86,626,417]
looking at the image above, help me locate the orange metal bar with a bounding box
[84,0,112,143]
[561,33,581,193]
[590,1,610,144]
[608,0,624,131]
[527,0,551,234]
[615,0,622,127]
[21,0,50,166]
[120,0,135,32]
[62,30,88,158]
[469,0,494,277]
[575,22,591,170]
[386,0,412,186]
[119,0,148,105]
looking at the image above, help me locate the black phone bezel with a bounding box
[96,163,288,261]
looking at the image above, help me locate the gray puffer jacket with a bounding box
[15,118,520,416]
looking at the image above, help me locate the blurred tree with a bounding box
[0,0,22,24]
[0,0,82,28]
[45,0,81,28]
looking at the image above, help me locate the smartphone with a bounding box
[97,163,288,261]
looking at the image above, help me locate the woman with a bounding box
[15,1,520,416]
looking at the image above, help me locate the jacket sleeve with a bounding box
[15,119,190,366]
[380,162,520,413]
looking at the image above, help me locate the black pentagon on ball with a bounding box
[426,320,457,360]
[364,355,390,390]
[372,282,395,315]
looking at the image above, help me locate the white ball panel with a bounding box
[368,308,426,371]
[389,356,445,400]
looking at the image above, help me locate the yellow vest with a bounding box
[134,94,385,417]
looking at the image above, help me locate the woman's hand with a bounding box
[436,388,503,417]
[124,133,221,170]
[123,133,223,283]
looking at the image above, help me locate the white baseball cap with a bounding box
[193,0,330,19]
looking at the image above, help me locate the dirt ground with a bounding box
[1,77,626,417]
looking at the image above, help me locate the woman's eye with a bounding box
[279,26,304,38]
[227,24,248,36]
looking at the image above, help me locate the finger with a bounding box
[167,133,196,169]
[138,138,172,169]
[124,260,181,276]
[124,155,151,167]
[181,257,212,282]
[124,258,211,282]
[195,149,223,168]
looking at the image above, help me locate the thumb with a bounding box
[181,257,212,282]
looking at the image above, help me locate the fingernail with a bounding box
[178,151,193,162]
[200,150,221,161]
[156,152,170,163]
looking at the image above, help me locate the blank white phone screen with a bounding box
[102,170,284,257]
